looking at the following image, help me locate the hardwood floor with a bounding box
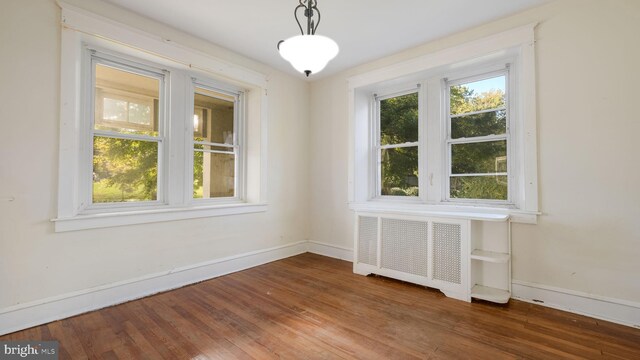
[2,253,639,359]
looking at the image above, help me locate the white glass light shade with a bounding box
[278,35,339,76]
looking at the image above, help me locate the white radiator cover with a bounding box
[354,212,471,302]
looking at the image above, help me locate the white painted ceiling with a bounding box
[103,0,548,80]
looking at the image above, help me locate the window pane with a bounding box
[194,88,234,144]
[451,110,506,139]
[381,146,418,196]
[103,98,127,122]
[92,136,158,203]
[451,140,507,175]
[95,64,159,136]
[380,92,418,145]
[193,152,235,199]
[450,176,507,200]
[128,102,152,125]
[450,75,505,115]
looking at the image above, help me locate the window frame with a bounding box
[188,78,245,204]
[443,67,513,205]
[83,51,169,211]
[372,86,421,200]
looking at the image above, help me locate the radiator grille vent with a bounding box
[432,222,461,284]
[357,216,378,266]
[381,218,428,277]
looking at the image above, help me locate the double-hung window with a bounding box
[83,50,247,210]
[85,50,249,210]
[349,25,538,223]
[56,5,269,231]
[446,71,510,203]
[191,84,242,200]
[375,89,420,197]
[90,56,166,205]
[371,68,512,204]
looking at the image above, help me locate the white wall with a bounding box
[0,0,310,310]
[310,0,640,304]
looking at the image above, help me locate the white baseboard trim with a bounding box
[511,280,640,329]
[307,241,354,261]
[0,241,308,336]
[5,243,638,336]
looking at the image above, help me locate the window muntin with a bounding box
[192,86,238,199]
[91,60,164,205]
[376,91,419,197]
[446,71,510,202]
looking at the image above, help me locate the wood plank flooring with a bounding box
[2,253,639,359]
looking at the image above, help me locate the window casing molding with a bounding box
[54,2,269,231]
[348,24,539,223]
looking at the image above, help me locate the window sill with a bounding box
[52,202,268,232]
[349,201,539,224]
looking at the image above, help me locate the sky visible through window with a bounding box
[466,76,504,95]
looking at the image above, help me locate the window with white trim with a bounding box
[370,66,513,205]
[375,89,419,197]
[446,70,510,202]
[55,5,269,231]
[349,25,539,223]
[84,50,247,210]
[90,55,166,205]
[191,84,242,200]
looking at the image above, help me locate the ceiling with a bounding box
[103,0,549,80]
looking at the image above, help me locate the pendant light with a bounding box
[278,0,339,77]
